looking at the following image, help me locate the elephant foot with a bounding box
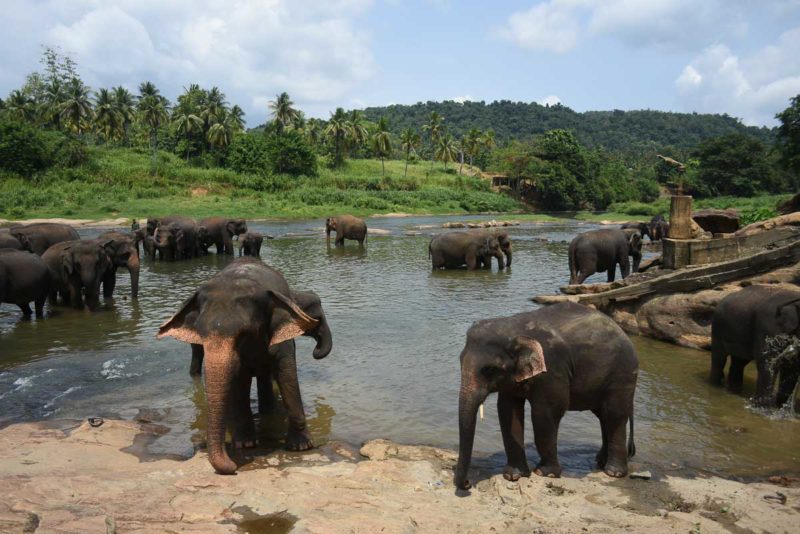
[286,428,314,451]
[502,464,531,482]
[595,449,608,469]
[533,462,562,478]
[603,461,628,478]
[454,475,472,491]
[233,425,258,449]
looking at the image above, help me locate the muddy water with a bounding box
[0,216,798,478]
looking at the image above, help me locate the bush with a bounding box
[226,133,270,175]
[265,131,317,177]
[0,119,54,177]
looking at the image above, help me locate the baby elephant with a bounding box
[455,302,638,491]
[238,231,264,257]
[0,249,51,317]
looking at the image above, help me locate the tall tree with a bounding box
[775,94,800,177]
[5,90,36,122]
[372,116,392,176]
[60,78,94,135]
[464,128,482,167]
[94,88,122,143]
[172,108,203,161]
[137,81,169,171]
[422,111,443,170]
[347,110,369,153]
[269,91,298,134]
[435,134,458,170]
[399,128,421,177]
[112,86,136,146]
[41,78,65,129]
[324,107,349,167]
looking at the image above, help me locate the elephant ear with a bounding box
[512,336,547,382]
[157,293,203,344]
[777,300,800,332]
[628,232,642,251]
[268,290,319,346]
[60,248,75,274]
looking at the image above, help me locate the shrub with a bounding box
[0,119,54,177]
[226,133,270,175]
[265,131,317,177]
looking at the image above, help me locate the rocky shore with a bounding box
[0,419,797,533]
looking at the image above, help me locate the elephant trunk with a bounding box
[127,250,140,299]
[203,338,239,475]
[455,373,487,490]
[311,315,333,359]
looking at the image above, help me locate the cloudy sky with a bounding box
[1,0,799,127]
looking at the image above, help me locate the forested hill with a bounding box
[359,101,775,153]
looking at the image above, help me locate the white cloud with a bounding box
[538,95,561,106]
[1,0,376,124]
[675,29,800,125]
[451,95,473,103]
[494,0,584,54]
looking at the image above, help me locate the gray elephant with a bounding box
[10,223,80,255]
[238,231,264,257]
[711,285,800,407]
[568,228,641,285]
[620,222,651,241]
[326,215,367,247]
[429,231,505,270]
[133,227,156,259]
[649,215,669,241]
[197,217,248,255]
[473,231,512,269]
[0,249,51,317]
[0,230,23,250]
[42,239,113,309]
[95,230,140,299]
[454,302,638,491]
[158,258,333,474]
[152,217,199,261]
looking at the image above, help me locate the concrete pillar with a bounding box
[668,195,693,240]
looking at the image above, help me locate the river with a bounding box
[1,215,798,478]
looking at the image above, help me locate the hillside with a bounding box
[359,101,775,154]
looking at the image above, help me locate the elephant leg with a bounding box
[102,267,117,298]
[336,231,344,247]
[709,343,727,386]
[495,252,505,270]
[598,389,632,477]
[619,255,631,279]
[727,358,746,393]
[18,302,33,317]
[34,292,46,318]
[465,251,478,270]
[592,409,608,469]
[530,404,565,478]
[257,373,277,414]
[231,371,257,448]
[497,392,530,481]
[223,235,234,255]
[777,364,800,407]
[190,344,204,376]
[274,345,314,451]
[68,283,82,309]
[754,356,776,406]
[607,267,616,283]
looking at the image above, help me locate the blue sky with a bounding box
[1,0,799,127]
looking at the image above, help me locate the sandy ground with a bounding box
[0,218,130,229]
[0,419,797,533]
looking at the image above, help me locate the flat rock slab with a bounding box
[692,209,740,234]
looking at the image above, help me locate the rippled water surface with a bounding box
[1,215,798,477]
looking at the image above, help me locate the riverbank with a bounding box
[1,418,797,533]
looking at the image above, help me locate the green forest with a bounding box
[1,47,799,221]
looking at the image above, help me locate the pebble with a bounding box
[630,471,652,480]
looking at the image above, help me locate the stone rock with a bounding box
[736,212,800,236]
[442,222,466,228]
[692,209,740,235]
[690,219,712,239]
[777,192,800,215]
[630,471,652,480]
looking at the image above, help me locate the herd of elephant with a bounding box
[0,211,796,491]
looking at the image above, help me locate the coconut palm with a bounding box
[203,86,228,127]
[399,128,421,178]
[94,88,123,143]
[325,107,349,167]
[372,116,392,176]
[269,91,298,134]
[228,105,246,133]
[5,90,36,122]
[463,128,482,167]
[305,118,323,148]
[435,134,458,170]
[422,111,444,170]
[137,81,169,171]
[112,86,136,145]
[60,78,94,135]
[347,110,369,152]
[481,129,497,151]
[172,109,203,161]
[41,79,65,129]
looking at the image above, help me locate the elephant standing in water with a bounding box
[158,257,333,474]
[326,215,367,247]
[0,249,51,317]
[197,217,248,255]
[429,231,505,270]
[711,285,800,407]
[10,223,79,255]
[95,231,140,299]
[473,231,512,269]
[152,217,199,261]
[649,215,669,241]
[568,228,641,285]
[238,231,264,257]
[454,303,638,491]
[42,240,113,309]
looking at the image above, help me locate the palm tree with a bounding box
[422,111,444,170]
[112,86,136,145]
[94,88,123,143]
[228,105,246,133]
[324,107,349,167]
[137,81,169,171]
[269,91,298,134]
[347,110,368,153]
[464,128,482,167]
[399,128,421,177]
[305,118,323,148]
[60,78,94,135]
[481,129,497,152]
[172,109,203,161]
[435,134,458,171]
[372,116,392,176]
[202,86,228,126]
[5,90,36,122]
[41,79,65,129]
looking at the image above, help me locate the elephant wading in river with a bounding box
[198,217,248,255]
[238,231,264,257]
[454,302,638,490]
[473,231,512,269]
[0,249,51,317]
[152,217,199,261]
[10,223,79,255]
[95,231,140,299]
[711,285,800,407]
[430,231,505,270]
[326,215,367,247]
[568,228,641,285]
[42,240,113,309]
[157,257,333,474]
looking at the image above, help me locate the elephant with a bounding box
[133,227,156,259]
[454,302,638,491]
[157,257,333,474]
[153,217,199,261]
[620,222,651,241]
[326,215,367,247]
[10,223,80,255]
[472,231,512,269]
[429,231,505,270]
[95,230,140,299]
[568,228,641,285]
[238,231,264,257]
[710,285,800,407]
[197,217,248,255]
[0,230,23,250]
[0,249,51,317]
[649,215,669,241]
[41,239,113,309]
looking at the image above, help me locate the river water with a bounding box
[1,216,798,478]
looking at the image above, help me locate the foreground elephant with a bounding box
[429,231,504,270]
[454,302,638,490]
[10,223,80,255]
[326,215,367,247]
[153,217,198,260]
[0,249,51,317]
[42,240,113,309]
[0,230,23,250]
[197,217,248,255]
[472,231,512,269]
[238,231,264,257]
[96,231,140,299]
[711,285,800,406]
[158,258,333,474]
[568,228,641,285]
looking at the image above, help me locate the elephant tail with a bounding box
[627,415,636,458]
[568,243,578,283]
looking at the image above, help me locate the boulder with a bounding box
[736,212,800,236]
[777,192,800,215]
[692,209,740,235]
